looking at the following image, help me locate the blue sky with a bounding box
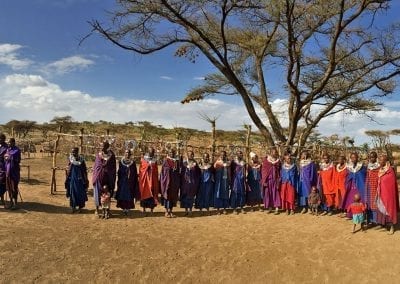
[1,0,400,145]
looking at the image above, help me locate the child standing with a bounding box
[308,186,321,215]
[100,185,111,219]
[347,194,366,233]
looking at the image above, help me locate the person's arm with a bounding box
[65,162,71,197]
[81,159,89,190]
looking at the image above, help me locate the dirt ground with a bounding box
[0,156,399,283]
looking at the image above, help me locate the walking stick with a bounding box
[18,188,23,203]
[3,188,8,208]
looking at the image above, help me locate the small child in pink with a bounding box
[100,185,111,219]
[347,194,365,233]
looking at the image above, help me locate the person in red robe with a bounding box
[375,154,399,235]
[280,152,298,215]
[318,153,335,215]
[366,151,379,224]
[333,155,347,215]
[138,147,159,216]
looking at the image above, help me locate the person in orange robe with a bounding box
[333,155,347,215]
[139,147,159,215]
[318,153,335,215]
[375,154,399,235]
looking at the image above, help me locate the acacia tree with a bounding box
[89,0,400,147]
[50,116,74,133]
[5,120,37,138]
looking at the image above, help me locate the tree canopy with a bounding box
[89,0,400,147]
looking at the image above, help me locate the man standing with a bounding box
[65,147,88,213]
[5,138,21,209]
[375,154,399,235]
[262,148,281,214]
[365,151,380,224]
[0,133,8,206]
[160,148,181,218]
[139,147,159,215]
[92,140,116,216]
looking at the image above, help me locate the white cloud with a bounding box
[0,73,399,144]
[0,43,32,70]
[160,76,173,80]
[193,76,205,80]
[44,55,94,75]
[0,74,249,131]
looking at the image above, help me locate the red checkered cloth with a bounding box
[366,168,379,209]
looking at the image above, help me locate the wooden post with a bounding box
[212,121,216,160]
[245,124,251,160]
[79,128,84,155]
[50,168,56,195]
[27,140,31,159]
[50,125,63,194]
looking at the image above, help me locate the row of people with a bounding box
[65,141,399,233]
[0,134,21,210]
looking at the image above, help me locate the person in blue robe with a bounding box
[65,147,88,213]
[116,149,139,215]
[341,152,367,218]
[230,150,247,214]
[213,151,231,214]
[195,153,215,215]
[298,151,317,213]
[180,150,201,216]
[246,152,263,211]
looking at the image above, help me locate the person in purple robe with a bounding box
[261,148,282,214]
[195,153,215,215]
[5,138,21,209]
[65,147,88,213]
[116,149,139,216]
[230,150,247,214]
[180,150,201,216]
[160,148,181,218]
[341,152,367,218]
[0,133,8,206]
[298,150,317,214]
[92,140,116,216]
